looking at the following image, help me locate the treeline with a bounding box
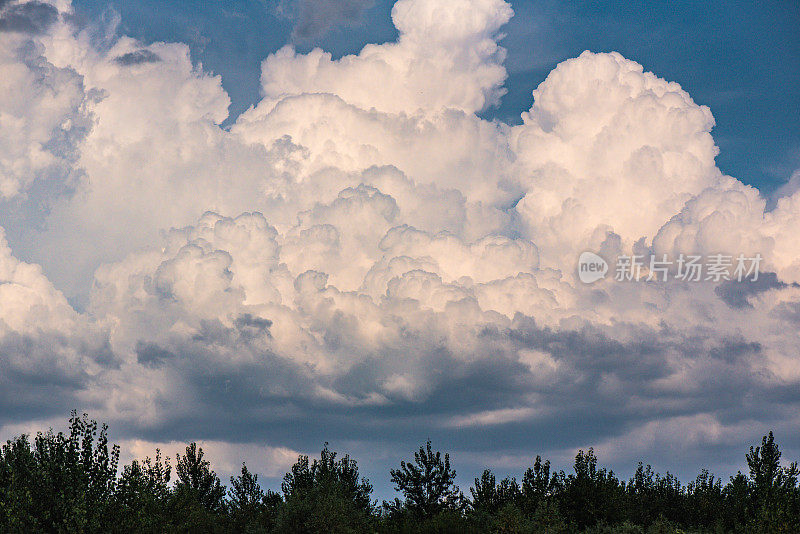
[1,413,799,533]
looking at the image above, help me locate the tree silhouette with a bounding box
[390,440,461,518]
[2,413,800,532]
[0,412,119,532]
[228,463,282,532]
[114,449,172,532]
[745,431,800,531]
[168,442,226,530]
[276,443,374,533]
[174,442,226,512]
[521,455,556,515]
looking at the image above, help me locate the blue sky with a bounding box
[73,0,800,192]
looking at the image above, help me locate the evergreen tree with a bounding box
[275,443,375,533]
[389,440,462,519]
[228,463,281,533]
[559,448,624,530]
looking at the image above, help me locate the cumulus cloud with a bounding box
[0,228,112,426]
[247,0,513,116]
[0,21,89,200]
[0,0,58,35]
[1,0,800,485]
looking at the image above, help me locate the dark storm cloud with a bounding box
[233,313,273,340]
[288,0,373,39]
[714,272,788,308]
[135,341,174,368]
[771,300,800,324]
[111,311,789,461]
[0,1,58,34]
[114,49,161,66]
[7,306,799,492]
[0,330,111,427]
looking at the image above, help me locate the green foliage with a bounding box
[625,463,683,525]
[685,469,724,530]
[469,470,523,532]
[275,443,375,533]
[470,470,521,515]
[111,449,172,532]
[1,413,800,533]
[228,463,281,533]
[529,499,572,533]
[174,442,226,511]
[558,448,625,529]
[0,411,119,533]
[168,442,227,532]
[521,455,557,515]
[389,440,462,519]
[744,431,800,533]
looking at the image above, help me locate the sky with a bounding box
[1,0,799,499]
[70,0,800,192]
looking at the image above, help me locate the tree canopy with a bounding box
[1,412,799,533]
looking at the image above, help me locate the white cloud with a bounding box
[249,0,513,116]
[0,22,89,199]
[119,438,299,480]
[511,51,722,270]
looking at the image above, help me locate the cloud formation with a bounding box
[0,0,58,35]
[1,0,800,484]
[253,0,512,115]
[113,49,160,66]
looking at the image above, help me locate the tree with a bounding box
[747,432,798,501]
[559,448,624,530]
[112,449,172,533]
[468,470,524,532]
[624,463,683,526]
[174,442,226,512]
[3,412,800,532]
[169,442,226,531]
[228,463,281,533]
[389,440,462,519]
[521,456,557,515]
[275,443,375,533]
[471,469,521,515]
[0,434,40,531]
[723,472,750,531]
[745,431,800,532]
[0,412,119,532]
[685,469,723,530]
